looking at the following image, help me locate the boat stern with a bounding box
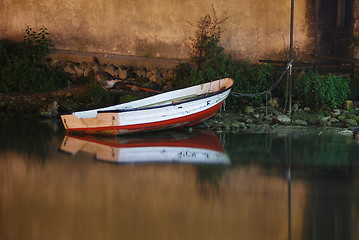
[61,113,120,135]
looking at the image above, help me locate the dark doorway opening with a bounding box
[316,0,354,58]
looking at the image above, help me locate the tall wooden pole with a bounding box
[314,0,319,73]
[288,0,294,114]
[315,0,319,58]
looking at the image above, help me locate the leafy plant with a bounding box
[188,6,229,71]
[294,71,350,109]
[23,26,52,60]
[0,26,67,93]
[175,8,276,108]
[85,83,115,106]
[227,61,275,103]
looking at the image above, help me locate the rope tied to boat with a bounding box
[230,60,293,116]
[230,60,293,99]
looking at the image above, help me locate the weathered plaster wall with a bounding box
[0,0,312,61]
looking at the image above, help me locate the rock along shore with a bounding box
[198,105,359,134]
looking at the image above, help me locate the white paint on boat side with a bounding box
[72,78,233,119]
[114,146,230,164]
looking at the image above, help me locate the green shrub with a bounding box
[228,61,274,102]
[82,83,115,107]
[119,94,140,104]
[188,6,228,71]
[294,71,350,109]
[0,26,67,93]
[176,9,356,111]
[175,9,275,108]
[175,6,231,87]
[175,59,275,103]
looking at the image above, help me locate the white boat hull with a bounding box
[61,78,234,135]
[59,130,230,164]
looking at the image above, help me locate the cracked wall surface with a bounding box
[0,0,312,61]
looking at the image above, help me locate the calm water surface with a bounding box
[0,115,358,240]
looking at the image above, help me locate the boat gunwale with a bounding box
[96,84,233,114]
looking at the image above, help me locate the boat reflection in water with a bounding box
[60,129,230,165]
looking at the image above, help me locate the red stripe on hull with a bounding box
[67,101,224,135]
[67,130,224,152]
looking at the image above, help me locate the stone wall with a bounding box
[0,0,313,62]
[55,58,176,92]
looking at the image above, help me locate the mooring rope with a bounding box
[230,60,293,115]
[230,60,293,99]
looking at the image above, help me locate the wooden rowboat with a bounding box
[61,78,234,135]
[59,130,230,164]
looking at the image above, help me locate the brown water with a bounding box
[0,115,358,240]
